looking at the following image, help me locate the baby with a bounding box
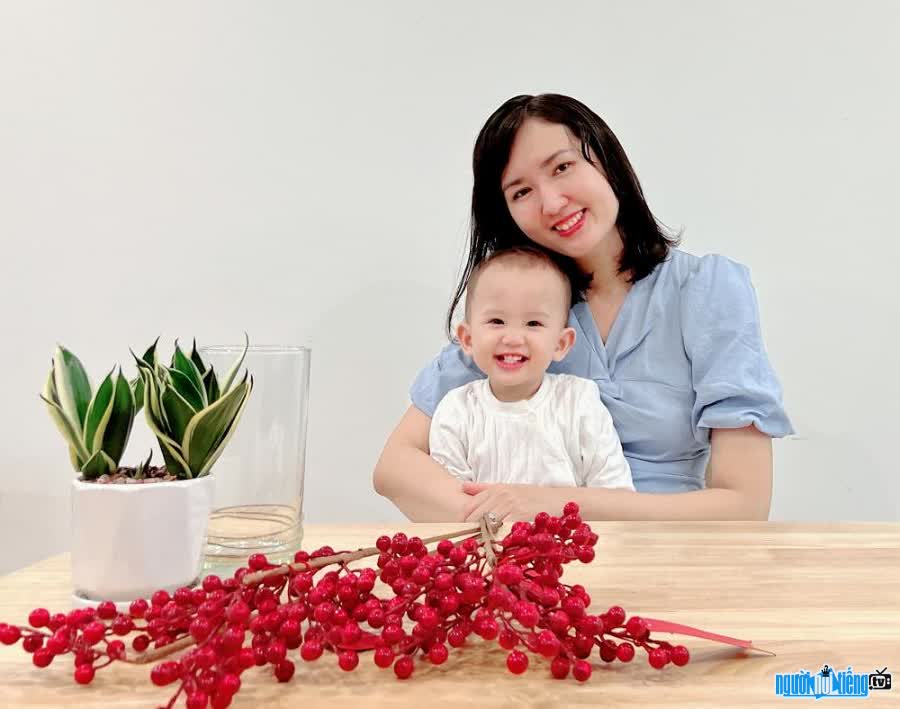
[429,246,634,490]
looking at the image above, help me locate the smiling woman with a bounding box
[372,94,793,523]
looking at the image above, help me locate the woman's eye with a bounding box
[554,162,573,175]
[511,187,530,201]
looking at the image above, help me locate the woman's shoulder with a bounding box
[655,249,755,300]
[660,248,749,282]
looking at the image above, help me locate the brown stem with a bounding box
[123,524,485,664]
[241,525,483,586]
[123,635,196,665]
[479,516,501,571]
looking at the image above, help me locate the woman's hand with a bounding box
[461,482,568,523]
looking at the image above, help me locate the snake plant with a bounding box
[41,346,140,479]
[133,335,253,479]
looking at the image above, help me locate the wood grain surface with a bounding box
[2,522,898,707]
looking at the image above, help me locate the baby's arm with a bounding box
[428,390,475,483]
[577,382,635,490]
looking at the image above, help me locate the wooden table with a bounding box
[2,522,899,707]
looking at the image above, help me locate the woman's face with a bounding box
[500,118,620,262]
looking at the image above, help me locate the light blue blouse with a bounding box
[410,250,793,493]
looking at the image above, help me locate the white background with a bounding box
[2,1,897,572]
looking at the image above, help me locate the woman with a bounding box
[373,93,792,522]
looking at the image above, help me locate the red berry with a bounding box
[32,648,53,668]
[265,639,287,664]
[572,659,592,681]
[648,647,670,669]
[106,640,126,660]
[210,692,232,709]
[131,634,150,652]
[0,625,21,645]
[300,641,323,662]
[248,553,269,571]
[605,605,626,627]
[428,643,449,665]
[616,642,635,662]
[22,634,43,653]
[373,646,394,668]
[563,501,580,516]
[498,630,519,650]
[393,655,414,679]
[513,601,540,627]
[74,664,95,685]
[599,639,617,662]
[274,659,295,682]
[537,630,560,658]
[577,546,595,563]
[338,650,359,671]
[151,590,170,607]
[626,616,649,641]
[671,645,690,666]
[186,691,209,709]
[218,673,241,696]
[129,599,149,618]
[506,650,528,675]
[550,656,570,679]
[28,608,50,628]
[111,615,134,635]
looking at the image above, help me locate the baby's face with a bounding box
[460,263,574,400]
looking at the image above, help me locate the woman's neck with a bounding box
[576,227,631,296]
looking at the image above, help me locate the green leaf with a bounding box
[189,339,208,376]
[172,342,207,408]
[40,393,90,470]
[203,365,220,403]
[197,376,253,476]
[140,338,159,368]
[130,339,159,414]
[67,444,82,471]
[165,368,205,411]
[220,332,249,396]
[102,370,135,466]
[52,345,92,432]
[82,369,115,454]
[140,392,192,479]
[161,384,196,444]
[158,443,191,479]
[134,450,153,480]
[136,363,164,429]
[184,371,252,475]
[81,450,116,480]
[131,375,144,414]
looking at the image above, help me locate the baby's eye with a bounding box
[527,321,543,327]
[554,162,573,175]
[511,187,530,201]
[488,318,504,325]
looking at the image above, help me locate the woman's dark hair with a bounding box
[446,93,679,338]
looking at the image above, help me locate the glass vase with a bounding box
[198,345,310,566]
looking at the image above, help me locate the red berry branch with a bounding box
[2,503,713,708]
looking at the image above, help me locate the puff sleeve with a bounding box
[681,255,793,443]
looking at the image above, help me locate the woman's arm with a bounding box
[461,425,773,522]
[373,405,472,522]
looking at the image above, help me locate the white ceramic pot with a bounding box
[71,476,215,603]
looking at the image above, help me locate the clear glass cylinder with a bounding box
[198,345,310,566]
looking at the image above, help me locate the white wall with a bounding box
[1,1,897,569]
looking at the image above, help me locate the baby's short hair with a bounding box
[464,245,574,321]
